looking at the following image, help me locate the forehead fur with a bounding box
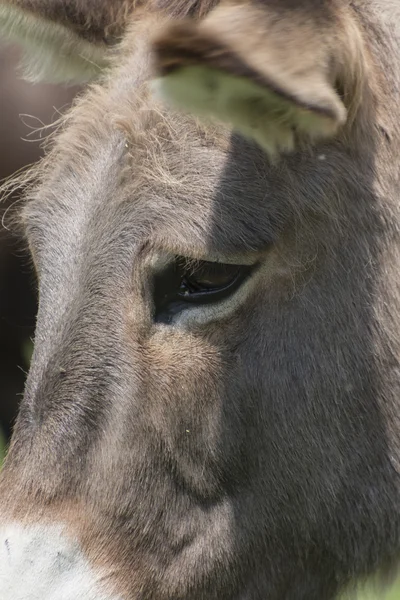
[16,27,283,263]
[6,1,400,261]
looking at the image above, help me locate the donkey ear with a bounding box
[0,0,136,83]
[152,1,366,155]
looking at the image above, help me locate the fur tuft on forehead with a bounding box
[151,0,218,19]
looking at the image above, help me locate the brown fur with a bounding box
[1,1,400,599]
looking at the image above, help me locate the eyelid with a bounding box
[150,256,259,284]
[179,257,243,276]
[153,255,256,325]
[148,243,262,270]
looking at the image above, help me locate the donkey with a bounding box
[1,1,400,598]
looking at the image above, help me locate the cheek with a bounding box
[143,328,225,436]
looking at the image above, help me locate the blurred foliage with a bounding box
[386,584,400,599]
[354,581,400,600]
[22,338,34,369]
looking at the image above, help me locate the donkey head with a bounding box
[1,1,400,599]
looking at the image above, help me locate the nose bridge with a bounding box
[11,262,133,494]
[29,222,135,397]
[28,287,122,400]
[27,204,152,416]
[1,212,146,546]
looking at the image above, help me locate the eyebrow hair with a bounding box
[150,231,271,267]
[150,0,218,19]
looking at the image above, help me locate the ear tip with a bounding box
[297,91,347,129]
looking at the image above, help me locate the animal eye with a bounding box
[180,261,241,295]
[153,257,253,323]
